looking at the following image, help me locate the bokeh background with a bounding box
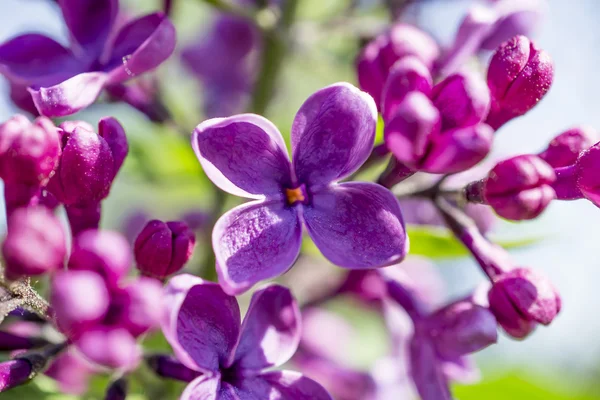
[0,0,598,399]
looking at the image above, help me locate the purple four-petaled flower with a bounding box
[0,0,176,117]
[192,83,408,294]
[162,274,332,400]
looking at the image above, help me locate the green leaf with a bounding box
[407,225,542,259]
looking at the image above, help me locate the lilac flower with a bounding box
[538,126,599,168]
[437,0,546,76]
[192,83,408,295]
[0,0,176,117]
[0,115,61,216]
[134,220,196,279]
[357,24,440,109]
[47,117,128,236]
[465,155,556,220]
[383,61,493,174]
[45,350,98,395]
[486,35,554,130]
[161,274,332,400]
[51,230,163,370]
[2,207,66,280]
[182,14,258,117]
[0,359,32,392]
[552,141,600,205]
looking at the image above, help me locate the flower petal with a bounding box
[58,0,118,58]
[302,182,408,269]
[29,72,108,117]
[161,274,206,371]
[192,114,292,199]
[0,34,81,84]
[76,327,141,371]
[214,200,302,295]
[106,13,176,83]
[409,337,452,400]
[232,285,300,370]
[175,281,241,372]
[181,375,223,400]
[233,371,332,400]
[291,83,377,188]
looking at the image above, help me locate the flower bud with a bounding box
[68,230,132,288]
[539,126,599,168]
[0,359,32,392]
[105,377,128,400]
[431,71,490,130]
[486,35,554,129]
[51,270,110,339]
[423,299,498,359]
[145,354,200,382]
[2,207,66,280]
[121,278,164,336]
[0,115,60,186]
[384,92,494,174]
[47,117,128,206]
[473,155,556,220]
[381,57,433,122]
[134,220,196,279]
[574,142,600,207]
[76,327,141,370]
[356,24,439,108]
[488,267,561,339]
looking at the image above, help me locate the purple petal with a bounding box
[233,285,300,370]
[302,182,407,269]
[192,114,292,199]
[214,201,302,295]
[181,375,222,400]
[0,34,81,84]
[441,356,481,384]
[76,327,141,370]
[98,117,128,173]
[233,371,332,400]
[409,337,452,400]
[161,274,206,371]
[291,83,377,188]
[175,281,241,372]
[106,13,176,84]
[58,0,118,58]
[29,72,108,117]
[421,123,494,174]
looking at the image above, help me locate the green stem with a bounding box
[249,0,300,115]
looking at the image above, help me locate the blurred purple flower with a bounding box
[45,350,98,395]
[0,0,176,117]
[553,141,600,206]
[182,14,258,117]
[161,274,332,400]
[437,0,546,77]
[0,359,31,393]
[192,83,407,295]
[538,126,599,168]
[51,230,162,370]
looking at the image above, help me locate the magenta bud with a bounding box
[69,230,132,287]
[47,117,128,206]
[51,270,110,339]
[539,126,599,168]
[356,24,439,108]
[2,207,66,280]
[488,267,561,339]
[574,142,600,207]
[424,300,498,359]
[486,35,554,129]
[381,57,433,121]
[431,71,490,131]
[479,155,556,220]
[0,359,32,392]
[121,278,164,337]
[76,327,141,370]
[0,115,61,186]
[105,378,128,400]
[134,220,196,279]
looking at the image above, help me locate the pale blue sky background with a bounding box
[0,0,597,384]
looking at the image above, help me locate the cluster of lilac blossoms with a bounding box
[0,0,589,399]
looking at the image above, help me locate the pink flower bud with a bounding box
[539,126,599,168]
[0,115,60,187]
[121,278,164,336]
[0,359,32,392]
[134,220,196,279]
[2,207,66,280]
[574,142,600,207]
[488,267,561,339]
[476,155,556,220]
[486,35,554,129]
[68,230,132,288]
